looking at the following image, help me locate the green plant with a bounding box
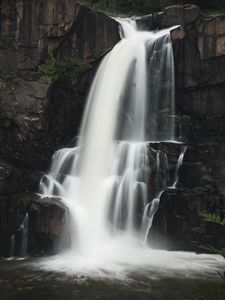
[38,55,91,84]
[80,0,225,16]
[80,0,183,16]
[200,245,225,259]
[201,212,225,226]
[149,150,156,167]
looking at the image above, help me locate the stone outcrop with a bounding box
[149,7,225,251]
[0,192,67,256]
[0,0,119,78]
[136,4,201,30]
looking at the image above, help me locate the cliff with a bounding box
[0,0,120,256]
[150,6,225,251]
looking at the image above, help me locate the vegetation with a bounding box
[149,150,156,167]
[38,54,91,85]
[201,212,225,226]
[195,212,225,300]
[200,212,225,258]
[80,0,225,16]
[0,68,16,93]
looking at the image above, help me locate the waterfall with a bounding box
[38,19,225,277]
[171,145,187,188]
[40,20,175,253]
[19,213,29,258]
[7,213,29,260]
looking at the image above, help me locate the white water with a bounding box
[39,20,225,277]
[20,213,29,258]
[171,145,187,189]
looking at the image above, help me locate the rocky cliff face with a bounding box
[0,2,225,256]
[150,6,225,251]
[0,0,119,256]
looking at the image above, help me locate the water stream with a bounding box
[38,19,225,277]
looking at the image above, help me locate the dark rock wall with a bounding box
[0,0,119,256]
[150,8,225,251]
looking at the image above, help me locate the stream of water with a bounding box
[36,19,225,283]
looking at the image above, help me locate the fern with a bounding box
[200,212,225,226]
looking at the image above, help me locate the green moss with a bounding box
[80,0,225,16]
[158,107,170,114]
[79,0,184,16]
[202,9,225,16]
[200,212,225,226]
[149,150,156,167]
[38,55,91,85]
[0,68,16,93]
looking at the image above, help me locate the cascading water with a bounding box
[39,20,224,277]
[171,145,187,188]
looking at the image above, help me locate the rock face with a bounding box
[0,0,119,256]
[150,8,225,251]
[136,4,201,30]
[0,192,67,256]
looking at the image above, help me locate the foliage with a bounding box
[149,150,156,167]
[80,0,182,15]
[201,212,225,226]
[200,245,225,259]
[79,0,225,16]
[38,55,91,85]
[199,211,225,300]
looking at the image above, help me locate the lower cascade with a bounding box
[39,19,224,276]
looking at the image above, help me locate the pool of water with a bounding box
[0,258,224,300]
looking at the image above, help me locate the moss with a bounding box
[38,55,91,85]
[0,68,16,93]
[80,0,225,16]
[158,107,170,114]
[202,8,225,16]
[79,0,184,16]
[200,212,225,226]
[149,150,156,167]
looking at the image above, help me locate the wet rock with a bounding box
[0,1,120,78]
[0,192,67,257]
[57,4,120,62]
[0,159,41,195]
[150,189,225,251]
[29,195,68,255]
[136,4,201,30]
[198,15,225,60]
[159,4,201,28]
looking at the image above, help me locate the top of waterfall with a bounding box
[116,18,181,40]
[115,18,138,38]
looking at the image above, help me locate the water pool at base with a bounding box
[0,258,225,300]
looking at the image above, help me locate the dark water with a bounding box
[0,259,224,300]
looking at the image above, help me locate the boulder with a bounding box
[0,192,67,257]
